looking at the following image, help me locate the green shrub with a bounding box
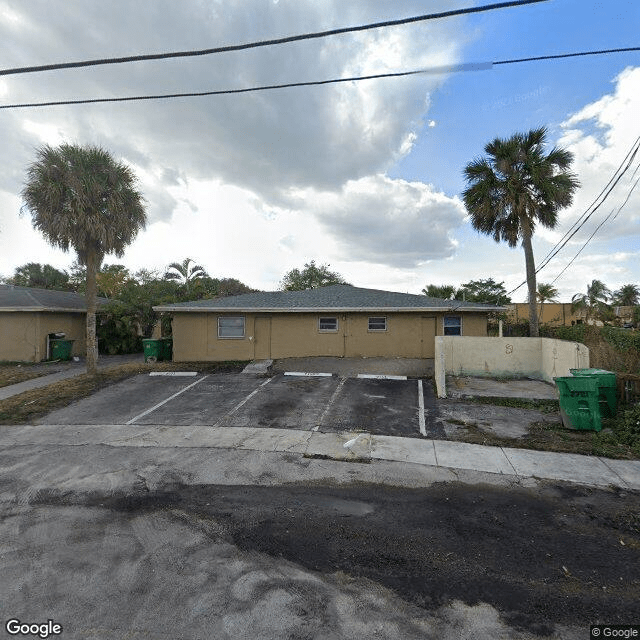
[97,304,143,355]
[600,326,640,351]
[593,403,640,458]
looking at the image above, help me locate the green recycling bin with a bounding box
[569,368,617,418]
[142,339,163,363]
[554,375,603,431]
[50,339,74,361]
[160,338,173,362]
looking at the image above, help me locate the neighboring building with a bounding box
[506,302,585,327]
[154,284,504,362]
[614,306,636,326]
[0,284,108,362]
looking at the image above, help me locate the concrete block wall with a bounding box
[434,336,589,397]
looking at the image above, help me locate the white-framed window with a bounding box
[218,316,245,339]
[368,316,387,331]
[319,317,338,332]
[443,315,462,336]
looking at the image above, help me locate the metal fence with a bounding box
[617,373,640,406]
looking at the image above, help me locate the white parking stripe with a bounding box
[149,372,197,377]
[357,374,407,380]
[284,372,333,377]
[213,376,273,426]
[125,375,210,425]
[316,376,347,430]
[418,379,426,436]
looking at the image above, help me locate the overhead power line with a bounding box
[535,135,640,272]
[493,46,640,66]
[0,0,547,78]
[0,64,492,110]
[507,135,640,296]
[550,174,640,286]
[1,47,638,111]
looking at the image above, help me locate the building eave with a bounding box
[153,305,505,313]
[0,307,88,313]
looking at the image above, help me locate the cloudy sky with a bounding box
[0,0,638,301]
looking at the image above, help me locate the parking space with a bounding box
[221,374,340,429]
[320,378,433,438]
[135,374,267,426]
[38,374,210,425]
[39,372,432,439]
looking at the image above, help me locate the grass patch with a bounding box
[0,360,249,425]
[593,404,640,459]
[462,395,560,413]
[449,397,639,460]
[0,365,51,389]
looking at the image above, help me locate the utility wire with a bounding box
[536,136,640,273]
[0,65,491,110]
[2,47,639,111]
[493,46,640,65]
[550,173,640,285]
[0,0,547,77]
[507,136,640,295]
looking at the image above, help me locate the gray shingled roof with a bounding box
[154,284,505,313]
[0,284,109,312]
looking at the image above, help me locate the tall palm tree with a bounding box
[571,279,612,324]
[536,282,559,325]
[462,127,579,337]
[163,258,207,293]
[22,144,146,374]
[612,283,640,307]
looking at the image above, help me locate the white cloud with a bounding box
[0,1,463,216]
[285,175,466,268]
[556,66,640,245]
[519,65,640,299]
[0,0,472,288]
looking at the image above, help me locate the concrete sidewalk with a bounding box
[1,422,638,490]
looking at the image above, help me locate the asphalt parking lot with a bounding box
[40,371,437,438]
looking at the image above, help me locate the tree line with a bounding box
[0,258,350,356]
[423,278,640,327]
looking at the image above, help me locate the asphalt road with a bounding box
[1,443,638,639]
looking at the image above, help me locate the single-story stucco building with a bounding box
[0,284,107,362]
[154,284,505,362]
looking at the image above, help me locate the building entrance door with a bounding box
[254,317,271,359]
[421,316,436,358]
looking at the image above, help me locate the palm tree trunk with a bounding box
[521,227,539,337]
[85,248,99,375]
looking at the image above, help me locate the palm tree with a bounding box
[462,127,579,337]
[22,144,146,374]
[571,279,612,324]
[612,283,640,307]
[10,262,71,290]
[163,258,207,293]
[536,282,559,325]
[422,284,457,299]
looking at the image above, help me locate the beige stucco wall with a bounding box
[170,310,489,362]
[434,336,590,397]
[0,311,85,362]
[39,313,86,358]
[269,314,344,358]
[0,312,39,361]
[507,303,583,326]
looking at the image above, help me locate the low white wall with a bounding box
[434,336,589,398]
